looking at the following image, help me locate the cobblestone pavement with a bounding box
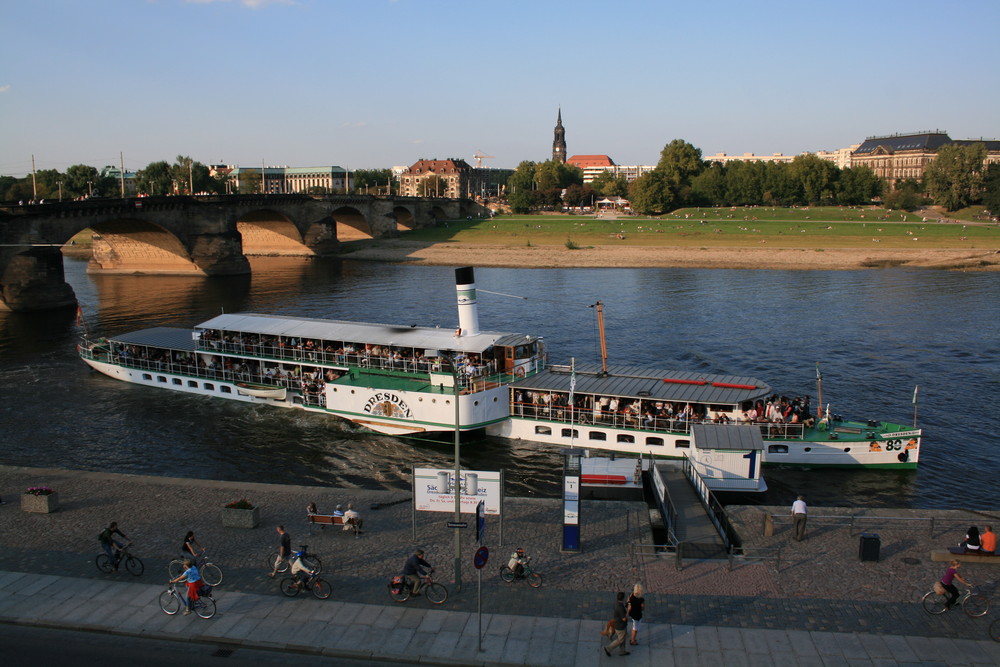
[2,465,1000,655]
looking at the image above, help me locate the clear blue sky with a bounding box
[2,0,998,177]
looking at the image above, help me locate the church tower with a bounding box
[552,107,566,163]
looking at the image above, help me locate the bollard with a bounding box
[763,512,774,536]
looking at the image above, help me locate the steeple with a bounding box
[552,107,566,163]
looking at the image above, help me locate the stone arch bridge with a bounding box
[0,193,485,312]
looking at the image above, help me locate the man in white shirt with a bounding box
[791,495,807,541]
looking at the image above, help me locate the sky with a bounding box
[2,0,999,177]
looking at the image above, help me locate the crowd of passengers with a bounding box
[512,391,815,433]
[108,343,340,407]
[197,329,501,379]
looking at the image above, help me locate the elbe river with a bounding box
[1,257,997,509]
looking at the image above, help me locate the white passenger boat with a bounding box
[79,267,921,471]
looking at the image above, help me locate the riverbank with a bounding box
[341,240,1000,271]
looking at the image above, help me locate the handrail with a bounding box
[728,545,783,572]
[682,458,740,552]
[765,513,943,536]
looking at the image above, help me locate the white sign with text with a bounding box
[414,467,501,515]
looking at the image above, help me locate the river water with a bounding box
[0,257,997,509]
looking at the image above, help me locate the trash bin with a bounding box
[859,533,880,562]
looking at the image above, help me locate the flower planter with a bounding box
[22,492,59,513]
[222,505,259,528]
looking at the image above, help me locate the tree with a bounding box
[836,165,882,206]
[691,163,727,205]
[628,170,672,214]
[168,155,214,195]
[238,170,260,194]
[982,163,1000,216]
[656,139,705,206]
[0,175,17,201]
[351,168,393,194]
[590,171,628,197]
[563,183,597,208]
[882,179,922,212]
[64,164,100,199]
[136,161,173,196]
[924,142,988,211]
[789,154,839,205]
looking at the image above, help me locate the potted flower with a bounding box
[222,498,259,528]
[22,486,59,513]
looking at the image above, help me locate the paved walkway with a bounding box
[1,466,1000,664]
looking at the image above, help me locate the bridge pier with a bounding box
[0,247,77,313]
[189,231,252,275]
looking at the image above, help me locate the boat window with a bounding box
[803,447,811,452]
[142,374,152,381]
[617,434,635,444]
[561,428,578,438]
[534,426,552,435]
[187,381,197,388]
[205,383,214,391]
[646,437,664,446]
[768,445,788,454]
[676,439,690,448]
[221,386,232,394]
[172,378,182,385]
[588,432,607,441]
[157,376,167,383]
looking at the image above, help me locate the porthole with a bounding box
[617,434,635,444]
[474,400,479,406]
[157,376,167,383]
[187,380,197,387]
[172,378,182,385]
[221,386,231,394]
[804,447,811,452]
[561,429,579,438]
[534,426,552,435]
[768,445,788,454]
[142,373,152,381]
[205,383,215,390]
[844,448,851,453]
[677,439,690,449]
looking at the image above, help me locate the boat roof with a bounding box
[514,362,772,405]
[109,327,199,351]
[691,423,765,450]
[195,313,536,355]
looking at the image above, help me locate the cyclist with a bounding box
[940,559,972,609]
[289,548,318,591]
[181,531,202,560]
[402,549,433,596]
[507,547,529,578]
[168,557,201,616]
[98,522,130,572]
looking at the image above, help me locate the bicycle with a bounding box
[266,544,322,575]
[95,543,144,577]
[499,558,543,588]
[388,571,448,604]
[168,549,223,586]
[280,571,331,599]
[159,581,216,619]
[921,584,990,617]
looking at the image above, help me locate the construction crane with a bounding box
[472,151,495,168]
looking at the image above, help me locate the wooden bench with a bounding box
[930,549,998,563]
[307,513,359,536]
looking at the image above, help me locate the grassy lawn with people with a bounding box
[402,206,999,250]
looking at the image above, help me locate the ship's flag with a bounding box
[912,385,919,404]
[76,305,83,326]
[569,357,576,404]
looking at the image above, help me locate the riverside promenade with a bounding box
[1,465,999,665]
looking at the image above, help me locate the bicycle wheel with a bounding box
[499,566,515,583]
[125,555,144,577]
[95,554,113,574]
[921,591,948,615]
[311,578,332,599]
[159,591,181,615]
[300,555,322,574]
[424,582,448,605]
[194,596,216,619]
[280,578,302,597]
[201,563,223,587]
[990,618,1000,642]
[266,553,289,574]
[964,593,990,618]
[167,559,184,580]
[388,581,410,603]
[527,572,543,588]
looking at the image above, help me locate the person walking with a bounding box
[627,583,645,646]
[791,495,807,541]
[603,591,630,657]
[269,525,291,578]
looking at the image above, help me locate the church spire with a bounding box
[552,107,566,163]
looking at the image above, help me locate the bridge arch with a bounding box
[88,218,201,275]
[393,206,416,231]
[332,206,373,240]
[236,209,311,256]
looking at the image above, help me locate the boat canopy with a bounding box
[513,362,772,405]
[195,313,536,355]
[108,327,198,351]
[691,423,765,450]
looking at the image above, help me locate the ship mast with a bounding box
[594,301,608,375]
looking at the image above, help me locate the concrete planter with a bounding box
[22,492,59,513]
[222,505,259,528]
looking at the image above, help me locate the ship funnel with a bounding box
[455,266,480,337]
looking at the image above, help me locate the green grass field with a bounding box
[406,206,999,250]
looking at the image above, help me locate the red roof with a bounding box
[407,158,472,174]
[567,155,615,168]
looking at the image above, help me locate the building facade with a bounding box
[224,166,349,194]
[851,131,1000,188]
[398,159,475,198]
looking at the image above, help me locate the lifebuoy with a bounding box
[514,367,525,378]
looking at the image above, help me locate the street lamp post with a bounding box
[431,349,463,593]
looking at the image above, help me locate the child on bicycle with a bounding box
[507,547,529,578]
[169,558,202,616]
[290,549,317,590]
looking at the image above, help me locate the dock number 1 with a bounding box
[742,450,758,479]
